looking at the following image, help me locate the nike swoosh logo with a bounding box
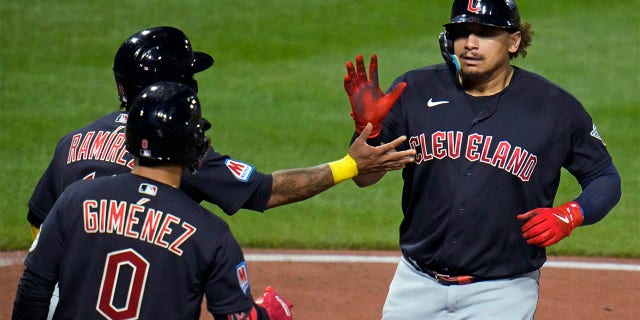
[427,98,449,107]
[552,213,570,224]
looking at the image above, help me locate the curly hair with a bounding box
[511,21,534,59]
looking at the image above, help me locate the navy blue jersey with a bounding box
[28,111,272,226]
[19,174,255,319]
[381,64,613,278]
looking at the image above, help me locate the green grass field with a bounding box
[1,0,638,257]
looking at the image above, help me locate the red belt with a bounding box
[405,255,477,286]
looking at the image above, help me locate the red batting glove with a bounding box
[255,286,293,320]
[517,201,584,247]
[343,54,407,138]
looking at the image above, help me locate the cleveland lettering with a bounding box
[409,131,538,182]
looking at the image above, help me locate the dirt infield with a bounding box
[2,249,639,319]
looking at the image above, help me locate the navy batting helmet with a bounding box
[126,82,210,172]
[113,26,214,110]
[444,0,520,30]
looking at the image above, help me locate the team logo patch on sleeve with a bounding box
[236,261,250,295]
[590,124,606,146]
[225,159,254,182]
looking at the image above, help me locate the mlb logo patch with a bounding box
[138,183,158,196]
[236,262,250,295]
[115,113,128,124]
[225,159,254,182]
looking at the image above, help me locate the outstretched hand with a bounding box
[344,54,407,138]
[348,123,415,175]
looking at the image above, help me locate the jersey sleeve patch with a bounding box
[138,183,158,196]
[225,159,254,182]
[236,261,250,295]
[590,124,606,146]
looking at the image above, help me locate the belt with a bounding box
[404,255,478,286]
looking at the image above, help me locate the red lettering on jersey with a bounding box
[97,249,148,320]
[479,136,493,164]
[505,146,529,176]
[107,200,126,235]
[77,131,94,161]
[100,127,124,161]
[420,133,433,162]
[124,204,143,239]
[432,131,447,159]
[467,0,481,13]
[408,136,422,163]
[154,214,180,248]
[99,199,108,233]
[68,134,81,163]
[88,131,110,160]
[66,126,130,168]
[168,222,196,256]
[447,131,463,159]
[104,133,126,163]
[491,141,511,169]
[518,155,537,182]
[116,146,130,167]
[83,200,98,233]
[466,133,483,161]
[83,200,197,256]
[139,209,162,243]
[409,131,537,182]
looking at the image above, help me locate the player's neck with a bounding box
[131,165,183,188]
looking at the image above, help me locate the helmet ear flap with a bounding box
[439,31,460,74]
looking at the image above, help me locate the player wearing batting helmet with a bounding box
[25,26,416,318]
[27,25,414,233]
[342,0,621,319]
[14,82,294,320]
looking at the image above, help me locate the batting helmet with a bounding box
[126,81,210,172]
[113,26,214,110]
[444,0,520,30]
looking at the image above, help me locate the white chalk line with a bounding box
[3,252,639,272]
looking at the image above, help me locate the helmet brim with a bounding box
[192,52,214,73]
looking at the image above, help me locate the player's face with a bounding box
[450,23,520,86]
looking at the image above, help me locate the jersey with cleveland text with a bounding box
[382,64,613,278]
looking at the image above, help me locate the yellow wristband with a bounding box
[328,154,358,184]
[31,225,40,240]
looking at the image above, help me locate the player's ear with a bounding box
[508,31,521,55]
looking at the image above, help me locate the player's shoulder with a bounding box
[511,67,580,101]
[56,111,127,141]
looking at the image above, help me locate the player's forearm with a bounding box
[13,270,55,320]
[575,162,621,225]
[266,165,336,209]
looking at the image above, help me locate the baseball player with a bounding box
[342,0,621,319]
[27,26,415,237]
[25,26,415,318]
[13,82,293,319]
